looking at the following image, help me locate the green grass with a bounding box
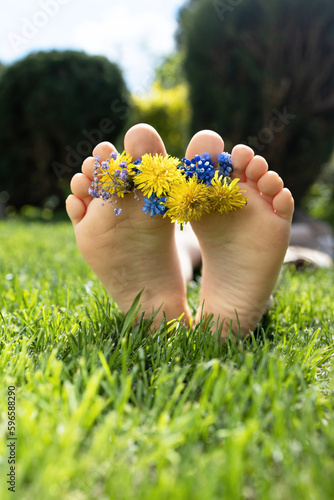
[1,220,334,500]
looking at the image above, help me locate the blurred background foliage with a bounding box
[0,51,130,209]
[0,0,333,225]
[130,82,190,159]
[0,62,5,79]
[303,155,334,227]
[129,51,190,159]
[178,0,334,208]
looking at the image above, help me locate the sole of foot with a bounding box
[186,130,294,339]
[66,124,191,328]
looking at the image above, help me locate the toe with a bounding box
[71,173,92,207]
[82,143,118,180]
[82,157,95,180]
[273,188,295,221]
[124,123,167,158]
[244,155,268,186]
[230,145,254,182]
[93,141,118,161]
[185,130,224,164]
[66,195,86,226]
[258,171,284,199]
[72,141,118,213]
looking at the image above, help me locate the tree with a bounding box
[178,0,334,206]
[0,62,5,80]
[155,51,187,90]
[0,51,130,208]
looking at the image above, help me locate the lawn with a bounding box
[0,220,334,500]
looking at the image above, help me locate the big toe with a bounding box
[124,123,167,158]
[185,130,224,164]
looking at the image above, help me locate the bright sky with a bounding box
[0,0,186,93]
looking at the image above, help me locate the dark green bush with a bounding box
[178,0,334,206]
[0,51,130,208]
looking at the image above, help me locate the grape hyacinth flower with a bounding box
[217,152,233,178]
[132,158,142,175]
[180,153,216,185]
[142,193,168,217]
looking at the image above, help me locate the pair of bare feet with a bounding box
[66,124,294,338]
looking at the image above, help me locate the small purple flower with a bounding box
[93,156,101,174]
[88,187,100,198]
[101,191,112,201]
[120,170,128,181]
[113,208,122,216]
[114,169,121,177]
[110,152,118,160]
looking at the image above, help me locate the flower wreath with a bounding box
[89,151,248,226]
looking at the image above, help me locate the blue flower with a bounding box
[200,152,213,162]
[132,158,142,175]
[180,153,216,185]
[217,152,233,177]
[142,193,167,217]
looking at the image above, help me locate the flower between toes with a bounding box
[142,194,168,218]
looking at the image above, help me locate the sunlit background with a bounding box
[0,0,334,253]
[1,0,184,93]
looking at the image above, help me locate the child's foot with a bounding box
[186,131,294,338]
[66,124,191,326]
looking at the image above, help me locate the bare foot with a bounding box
[66,124,191,326]
[186,130,294,338]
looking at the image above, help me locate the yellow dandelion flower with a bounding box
[164,176,211,225]
[209,172,248,214]
[98,151,136,198]
[135,153,182,198]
